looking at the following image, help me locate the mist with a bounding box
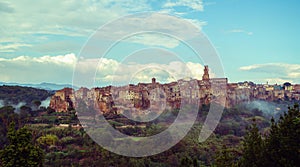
[11,102,27,113]
[243,100,290,119]
[41,97,51,107]
[0,99,27,112]
[0,100,4,108]
[0,96,51,112]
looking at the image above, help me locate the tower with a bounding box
[152,77,156,84]
[202,65,210,81]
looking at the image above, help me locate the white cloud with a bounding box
[124,34,180,48]
[0,1,207,52]
[0,53,77,66]
[240,63,300,84]
[72,56,210,87]
[0,43,32,52]
[92,59,207,86]
[263,78,292,84]
[0,0,152,53]
[91,13,206,49]
[184,19,207,30]
[32,41,80,53]
[0,1,209,85]
[227,29,253,36]
[0,37,19,43]
[0,1,14,13]
[164,0,204,11]
[1,52,211,86]
[240,64,259,71]
[2,0,151,36]
[0,53,77,83]
[186,62,215,79]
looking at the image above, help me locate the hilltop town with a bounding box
[49,66,300,114]
[1,66,299,167]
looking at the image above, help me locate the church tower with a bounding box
[152,77,156,84]
[202,65,210,81]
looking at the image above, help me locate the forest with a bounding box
[0,85,53,106]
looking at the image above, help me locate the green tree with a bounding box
[0,106,19,148]
[239,120,264,167]
[239,104,300,167]
[37,134,58,149]
[264,104,300,166]
[214,145,238,167]
[180,157,191,167]
[0,122,44,167]
[19,105,32,122]
[32,100,41,108]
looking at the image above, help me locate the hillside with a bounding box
[0,85,53,106]
[0,82,77,90]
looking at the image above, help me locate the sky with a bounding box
[0,0,300,87]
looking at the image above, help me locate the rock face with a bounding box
[49,88,74,112]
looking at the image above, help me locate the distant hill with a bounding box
[0,85,53,106]
[0,82,77,90]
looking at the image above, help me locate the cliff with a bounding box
[49,88,74,112]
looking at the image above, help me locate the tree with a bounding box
[20,105,32,120]
[214,145,238,167]
[264,104,300,166]
[0,106,19,148]
[239,120,264,167]
[179,156,193,167]
[239,104,300,167]
[33,100,41,108]
[46,107,55,115]
[37,134,58,149]
[0,106,18,128]
[0,122,44,167]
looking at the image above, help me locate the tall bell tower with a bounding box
[202,65,210,81]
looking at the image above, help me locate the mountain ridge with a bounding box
[0,82,78,90]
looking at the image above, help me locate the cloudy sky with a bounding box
[1,0,300,87]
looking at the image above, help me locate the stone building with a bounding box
[49,65,299,114]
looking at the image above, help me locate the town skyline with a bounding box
[1,64,298,89]
[50,65,300,114]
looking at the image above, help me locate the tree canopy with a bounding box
[0,122,44,167]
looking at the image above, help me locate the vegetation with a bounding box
[0,86,299,166]
[0,85,52,105]
[215,104,300,167]
[0,122,44,167]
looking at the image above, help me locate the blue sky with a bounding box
[0,0,300,86]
